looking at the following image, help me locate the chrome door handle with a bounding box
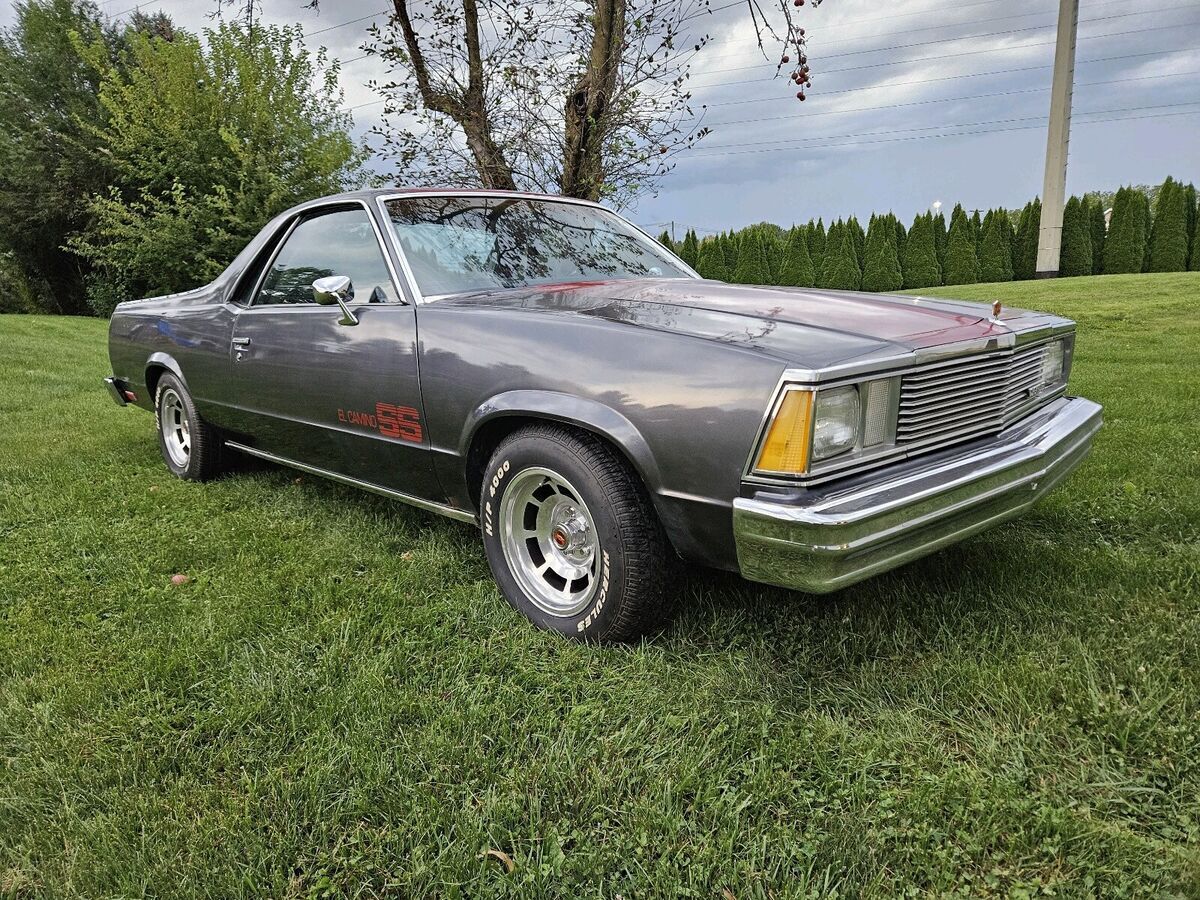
[232,337,251,347]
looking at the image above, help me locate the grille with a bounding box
[896,343,1051,452]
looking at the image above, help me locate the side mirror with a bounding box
[312,275,358,326]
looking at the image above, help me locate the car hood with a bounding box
[433,278,1058,371]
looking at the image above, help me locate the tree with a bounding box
[676,229,697,268]
[902,213,940,289]
[1088,197,1106,275]
[846,216,865,268]
[70,22,367,314]
[978,210,1014,283]
[932,210,948,271]
[721,231,739,273]
[970,209,983,249]
[807,218,826,275]
[861,216,902,292]
[821,226,861,291]
[763,230,785,283]
[1058,196,1092,277]
[1148,176,1188,272]
[1013,199,1040,280]
[695,237,727,281]
[817,219,844,289]
[732,229,768,284]
[942,206,980,285]
[777,226,814,287]
[1183,182,1197,269]
[1192,209,1200,271]
[657,230,675,252]
[0,0,117,313]
[1104,186,1149,275]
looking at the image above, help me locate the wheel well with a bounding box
[465,415,652,512]
[144,363,170,401]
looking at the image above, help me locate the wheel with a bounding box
[154,372,222,481]
[480,423,673,642]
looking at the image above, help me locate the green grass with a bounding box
[2,272,1198,898]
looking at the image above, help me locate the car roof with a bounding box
[314,187,603,206]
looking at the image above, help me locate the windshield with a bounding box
[383,195,693,297]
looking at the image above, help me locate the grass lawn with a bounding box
[2,272,1198,897]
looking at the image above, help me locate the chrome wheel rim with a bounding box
[160,388,191,467]
[499,467,601,617]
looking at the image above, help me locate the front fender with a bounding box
[461,389,665,495]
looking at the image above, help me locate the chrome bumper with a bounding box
[732,396,1102,594]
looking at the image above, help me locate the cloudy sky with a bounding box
[7,0,1197,233]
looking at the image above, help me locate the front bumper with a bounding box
[732,396,1102,593]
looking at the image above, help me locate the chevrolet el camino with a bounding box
[105,189,1103,641]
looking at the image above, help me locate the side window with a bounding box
[254,208,395,306]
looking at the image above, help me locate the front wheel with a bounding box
[480,424,673,642]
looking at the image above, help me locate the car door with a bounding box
[225,203,441,501]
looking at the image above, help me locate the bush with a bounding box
[732,230,768,284]
[942,206,980,285]
[807,219,826,275]
[933,211,948,271]
[902,213,940,289]
[1013,199,1041,280]
[979,210,1015,283]
[778,227,815,287]
[1059,196,1092,277]
[679,229,699,268]
[1148,177,1189,272]
[821,226,862,291]
[695,238,728,281]
[861,215,902,292]
[1104,186,1150,274]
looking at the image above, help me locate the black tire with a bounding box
[480,423,673,642]
[154,372,223,481]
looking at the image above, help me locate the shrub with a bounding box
[979,210,1015,282]
[679,229,699,268]
[942,206,980,285]
[1104,186,1149,274]
[733,230,769,284]
[778,227,815,287]
[821,226,862,291]
[695,238,728,281]
[933,211,948,270]
[902,213,940,289]
[1059,196,1092,277]
[861,215,902,292]
[1148,177,1189,272]
[1013,199,1041,280]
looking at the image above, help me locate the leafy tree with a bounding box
[695,238,728,281]
[778,226,814,287]
[861,215,902,292]
[1148,176,1188,272]
[1088,197,1107,274]
[942,205,980,285]
[978,210,1014,283]
[1013,199,1041,280]
[0,0,117,313]
[1104,186,1150,275]
[902,213,940,289]
[679,229,699,268]
[70,22,368,314]
[821,226,861,291]
[733,230,769,284]
[1058,196,1092,277]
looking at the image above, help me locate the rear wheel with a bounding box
[154,373,222,481]
[480,424,673,642]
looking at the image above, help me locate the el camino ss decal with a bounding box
[337,403,423,443]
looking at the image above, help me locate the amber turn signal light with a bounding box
[754,389,814,474]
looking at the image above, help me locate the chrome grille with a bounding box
[896,343,1051,451]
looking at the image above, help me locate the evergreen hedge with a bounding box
[942,206,980,285]
[1148,177,1189,272]
[679,229,699,268]
[733,230,768,284]
[822,226,862,291]
[1059,196,1092,277]
[1104,186,1149,274]
[1013,199,1040,280]
[902,212,940,289]
[695,239,728,281]
[778,227,815,287]
[861,215,902,292]
[1088,199,1106,275]
[979,210,1015,282]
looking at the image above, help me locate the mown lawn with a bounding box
[1,272,1198,898]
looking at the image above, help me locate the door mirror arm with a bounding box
[312,275,359,326]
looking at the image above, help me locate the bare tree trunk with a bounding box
[560,0,625,201]
[390,0,518,190]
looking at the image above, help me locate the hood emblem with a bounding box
[991,300,1002,320]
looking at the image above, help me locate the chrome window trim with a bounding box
[244,199,408,310]
[373,190,700,306]
[742,328,1076,488]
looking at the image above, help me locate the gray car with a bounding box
[105,189,1103,641]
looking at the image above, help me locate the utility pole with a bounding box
[1035,0,1081,277]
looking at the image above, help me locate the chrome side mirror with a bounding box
[312,275,358,326]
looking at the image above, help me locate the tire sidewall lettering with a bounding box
[483,459,511,536]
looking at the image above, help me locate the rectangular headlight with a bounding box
[1040,339,1066,388]
[811,386,860,461]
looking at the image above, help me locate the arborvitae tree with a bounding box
[1143,187,1154,272]
[677,229,697,267]
[1057,196,1092,277]
[1183,183,1197,266]
[970,209,983,249]
[695,238,728,281]
[933,211,948,270]
[846,216,865,268]
[1104,186,1150,274]
[1148,176,1189,272]
[732,230,768,284]
[942,206,980,285]
[763,231,785,283]
[979,211,1015,283]
[893,215,907,259]
[1088,197,1106,274]
[1013,199,1041,280]
[822,226,862,291]
[807,218,826,275]
[902,213,940,288]
[657,230,675,251]
[721,231,739,272]
[1191,208,1200,271]
[778,226,815,287]
[861,215,902,291]
[818,220,845,288]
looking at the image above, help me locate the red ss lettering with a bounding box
[375,402,423,443]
